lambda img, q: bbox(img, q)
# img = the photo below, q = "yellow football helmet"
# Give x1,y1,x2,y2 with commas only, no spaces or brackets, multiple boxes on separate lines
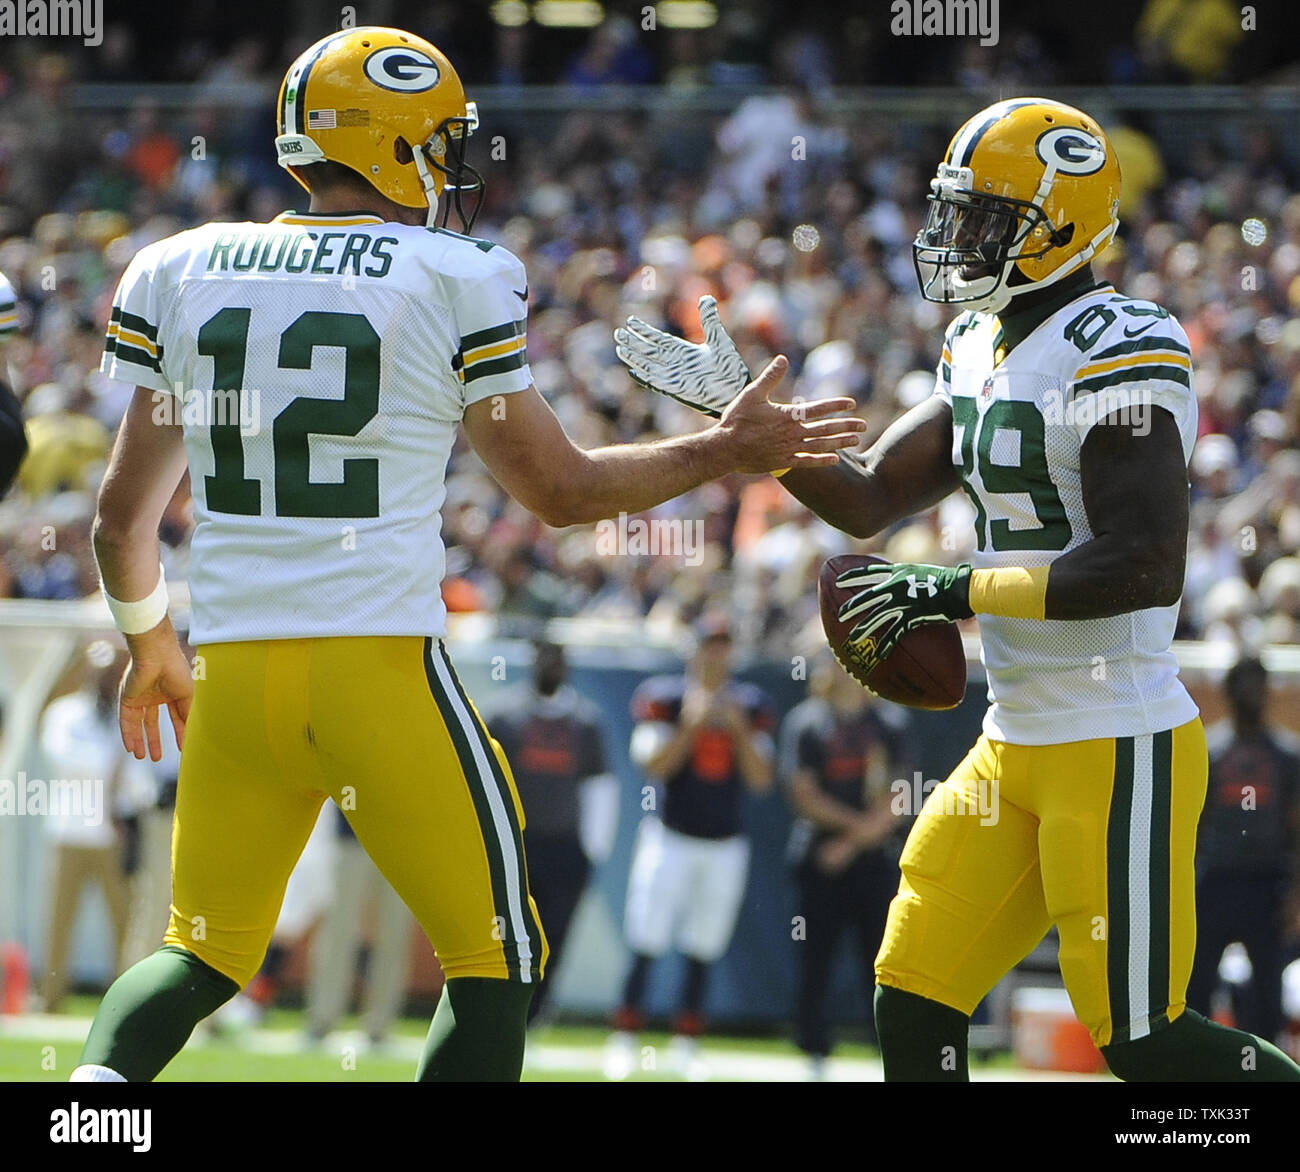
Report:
914,98,1121,314
275,26,482,229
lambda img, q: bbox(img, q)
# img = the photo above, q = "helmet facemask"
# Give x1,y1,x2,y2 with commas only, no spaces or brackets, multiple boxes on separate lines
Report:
913,164,1068,314
410,102,484,232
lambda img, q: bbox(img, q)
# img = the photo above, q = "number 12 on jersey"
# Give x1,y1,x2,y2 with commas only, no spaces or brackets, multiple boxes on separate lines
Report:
197,307,381,519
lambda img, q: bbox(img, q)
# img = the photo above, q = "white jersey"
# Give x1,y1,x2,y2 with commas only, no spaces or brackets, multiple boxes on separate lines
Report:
0,270,17,337
101,211,533,644
933,283,1200,745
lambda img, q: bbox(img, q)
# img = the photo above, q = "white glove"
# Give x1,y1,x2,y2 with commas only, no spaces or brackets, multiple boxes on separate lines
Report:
613,295,751,418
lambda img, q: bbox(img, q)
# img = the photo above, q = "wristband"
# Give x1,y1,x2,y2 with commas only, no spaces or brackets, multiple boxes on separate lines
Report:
967,565,1050,621
103,563,169,634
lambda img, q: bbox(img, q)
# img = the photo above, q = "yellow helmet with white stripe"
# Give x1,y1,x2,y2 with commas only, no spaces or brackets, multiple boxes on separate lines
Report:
275,27,482,229
914,98,1121,314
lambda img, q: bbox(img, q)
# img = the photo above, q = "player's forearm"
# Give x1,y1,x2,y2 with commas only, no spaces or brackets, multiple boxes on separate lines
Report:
780,454,959,540
93,524,181,659
776,399,959,539
93,386,188,625
472,366,861,526
775,454,881,537
92,519,164,616
550,427,736,525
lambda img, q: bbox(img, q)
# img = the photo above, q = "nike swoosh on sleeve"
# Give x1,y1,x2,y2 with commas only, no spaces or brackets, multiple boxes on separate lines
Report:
1123,322,1157,337
513,286,528,301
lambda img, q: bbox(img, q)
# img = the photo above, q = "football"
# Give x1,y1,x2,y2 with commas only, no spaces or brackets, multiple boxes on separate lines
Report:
818,554,968,710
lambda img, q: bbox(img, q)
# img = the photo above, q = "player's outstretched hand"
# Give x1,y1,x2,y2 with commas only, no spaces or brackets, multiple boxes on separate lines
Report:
614,295,751,417
118,635,193,762
714,355,866,474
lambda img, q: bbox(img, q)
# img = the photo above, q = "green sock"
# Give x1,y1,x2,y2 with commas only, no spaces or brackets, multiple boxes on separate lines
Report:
77,945,239,1081
416,977,534,1082
1102,1008,1300,1082
874,984,970,1081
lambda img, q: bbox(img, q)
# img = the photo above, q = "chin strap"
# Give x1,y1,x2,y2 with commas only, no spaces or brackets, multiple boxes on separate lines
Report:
411,145,442,228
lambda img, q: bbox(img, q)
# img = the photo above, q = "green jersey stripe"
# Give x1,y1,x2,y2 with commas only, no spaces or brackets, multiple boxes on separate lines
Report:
429,225,497,253
1107,736,1135,1043
1089,335,1190,363
421,638,521,977
110,306,161,341
430,640,543,977
462,351,527,385
461,318,524,353
110,341,163,372
1147,728,1173,1031
951,313,979,340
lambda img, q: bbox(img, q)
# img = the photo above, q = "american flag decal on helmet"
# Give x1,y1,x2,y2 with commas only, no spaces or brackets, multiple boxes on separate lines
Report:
307,108,337,129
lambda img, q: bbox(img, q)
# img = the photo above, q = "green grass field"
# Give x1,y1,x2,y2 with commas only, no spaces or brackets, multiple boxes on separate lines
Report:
0,996,1103,1082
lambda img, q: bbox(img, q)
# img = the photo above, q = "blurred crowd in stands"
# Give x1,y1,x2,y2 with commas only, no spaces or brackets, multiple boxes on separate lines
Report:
1,4,1299,657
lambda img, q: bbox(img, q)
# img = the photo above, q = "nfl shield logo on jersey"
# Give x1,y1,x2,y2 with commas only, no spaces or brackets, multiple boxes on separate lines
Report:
981,376,994,400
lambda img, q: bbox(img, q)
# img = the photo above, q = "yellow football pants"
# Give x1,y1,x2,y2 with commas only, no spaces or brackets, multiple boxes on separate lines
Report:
163,636,547,989
876,719,1207,1047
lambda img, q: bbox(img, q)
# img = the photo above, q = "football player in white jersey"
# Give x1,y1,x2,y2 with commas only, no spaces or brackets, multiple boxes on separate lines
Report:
70,27,864,1084
617,98,1300,1082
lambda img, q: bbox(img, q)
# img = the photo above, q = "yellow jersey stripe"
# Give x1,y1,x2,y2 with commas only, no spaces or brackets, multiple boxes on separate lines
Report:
463,335,527,366
1077,350,1191,380
107,322,159,355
